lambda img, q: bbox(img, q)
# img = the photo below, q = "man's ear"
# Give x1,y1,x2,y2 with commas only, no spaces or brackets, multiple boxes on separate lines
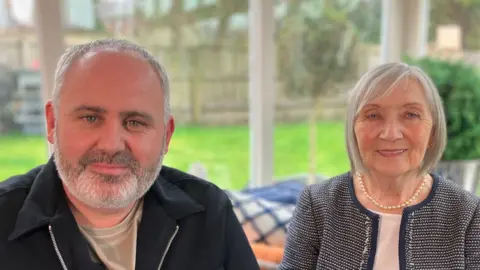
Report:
162,115,175,155
45,101,56,144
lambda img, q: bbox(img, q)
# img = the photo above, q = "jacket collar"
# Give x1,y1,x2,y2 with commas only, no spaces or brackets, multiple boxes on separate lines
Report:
9,156,205,241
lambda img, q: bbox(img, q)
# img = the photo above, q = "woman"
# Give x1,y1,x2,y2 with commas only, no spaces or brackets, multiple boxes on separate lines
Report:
279,63,480,270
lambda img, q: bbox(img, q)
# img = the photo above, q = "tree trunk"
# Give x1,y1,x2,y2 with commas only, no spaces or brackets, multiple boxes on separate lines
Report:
308,97,322,185
213,0,232,46
170,0,184,48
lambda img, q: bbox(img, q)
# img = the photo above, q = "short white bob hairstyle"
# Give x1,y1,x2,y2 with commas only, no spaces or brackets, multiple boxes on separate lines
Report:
345,62,447,176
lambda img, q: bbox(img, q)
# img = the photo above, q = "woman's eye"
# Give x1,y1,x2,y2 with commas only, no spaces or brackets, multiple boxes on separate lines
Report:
406,112,420,118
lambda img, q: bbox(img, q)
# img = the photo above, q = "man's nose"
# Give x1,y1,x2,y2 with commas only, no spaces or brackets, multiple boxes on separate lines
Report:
379,119,403,141
96,121,127,154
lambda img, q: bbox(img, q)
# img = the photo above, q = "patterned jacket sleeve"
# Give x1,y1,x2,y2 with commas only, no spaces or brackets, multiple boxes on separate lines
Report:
465,201,480,268
278,185,321,269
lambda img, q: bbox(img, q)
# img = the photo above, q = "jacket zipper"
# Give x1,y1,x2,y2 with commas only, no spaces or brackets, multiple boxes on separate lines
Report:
49,223,179,270
48,224,69,270
157,225,179,270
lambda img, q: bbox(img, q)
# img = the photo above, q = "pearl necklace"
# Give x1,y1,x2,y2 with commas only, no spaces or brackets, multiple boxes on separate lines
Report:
355,172,428,210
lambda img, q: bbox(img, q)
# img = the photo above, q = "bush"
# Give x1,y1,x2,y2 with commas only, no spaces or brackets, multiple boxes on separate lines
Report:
405,57,480,161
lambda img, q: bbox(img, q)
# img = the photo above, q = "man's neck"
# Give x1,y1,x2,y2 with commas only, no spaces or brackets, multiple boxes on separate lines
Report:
64,188,136,229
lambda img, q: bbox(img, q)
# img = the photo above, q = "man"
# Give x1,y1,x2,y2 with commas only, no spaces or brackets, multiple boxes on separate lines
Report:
0,39,260,270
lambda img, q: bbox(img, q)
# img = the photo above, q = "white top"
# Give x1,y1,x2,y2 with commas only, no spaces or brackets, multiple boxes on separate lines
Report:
370,210,402,270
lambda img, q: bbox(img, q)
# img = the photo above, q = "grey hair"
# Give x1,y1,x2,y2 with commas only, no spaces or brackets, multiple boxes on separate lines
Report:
345,62,447,176
53,39,171,122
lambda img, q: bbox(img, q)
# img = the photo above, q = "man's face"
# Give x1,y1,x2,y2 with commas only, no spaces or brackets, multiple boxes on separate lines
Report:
45,50,174,209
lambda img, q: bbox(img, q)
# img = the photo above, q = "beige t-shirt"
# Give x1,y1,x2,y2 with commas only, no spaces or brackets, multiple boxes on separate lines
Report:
77,200,144,270
371,210,402,270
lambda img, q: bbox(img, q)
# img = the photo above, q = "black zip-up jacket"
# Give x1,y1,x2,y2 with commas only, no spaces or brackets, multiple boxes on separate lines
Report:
0,157,260,270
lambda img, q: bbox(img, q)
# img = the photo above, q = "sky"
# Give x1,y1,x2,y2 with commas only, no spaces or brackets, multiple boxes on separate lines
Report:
6,0,95,28
10,0,34,25
2,0,287,30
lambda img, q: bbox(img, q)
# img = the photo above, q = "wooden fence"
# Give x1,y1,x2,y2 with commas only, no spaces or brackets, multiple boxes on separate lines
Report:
0,40,352,132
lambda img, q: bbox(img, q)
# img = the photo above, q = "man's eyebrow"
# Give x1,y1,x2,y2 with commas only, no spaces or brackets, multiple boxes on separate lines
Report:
71,106,154,122
120,111,154,123
72,105,107,114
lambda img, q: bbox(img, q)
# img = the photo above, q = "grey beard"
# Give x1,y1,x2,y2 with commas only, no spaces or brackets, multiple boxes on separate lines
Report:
53,132,165,209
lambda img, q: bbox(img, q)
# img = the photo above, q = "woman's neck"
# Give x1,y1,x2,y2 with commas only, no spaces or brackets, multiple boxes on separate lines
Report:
354,171,433,214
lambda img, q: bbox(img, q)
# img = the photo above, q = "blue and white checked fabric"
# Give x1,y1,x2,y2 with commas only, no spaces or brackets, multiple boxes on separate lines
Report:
225,190,296,246
240,180,306,205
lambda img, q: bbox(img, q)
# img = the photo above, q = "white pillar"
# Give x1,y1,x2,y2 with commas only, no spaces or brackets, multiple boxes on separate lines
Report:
418,0,430,57
33,0,65,154
380,0,430,63
248,0,275,188
380,0,394,64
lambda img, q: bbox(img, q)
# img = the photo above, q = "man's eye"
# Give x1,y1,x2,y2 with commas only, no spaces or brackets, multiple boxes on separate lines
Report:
126,120,146,127
82,115,98,123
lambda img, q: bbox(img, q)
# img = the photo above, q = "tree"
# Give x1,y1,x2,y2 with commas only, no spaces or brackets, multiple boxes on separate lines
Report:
92,0,107,33
134,0,247,46
430,0,480,49
332,0,480,50
349,0,381,44
278,0,360,184
303,0,359,184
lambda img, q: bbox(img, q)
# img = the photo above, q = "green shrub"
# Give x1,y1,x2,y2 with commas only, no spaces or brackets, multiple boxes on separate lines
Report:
405,56,480,161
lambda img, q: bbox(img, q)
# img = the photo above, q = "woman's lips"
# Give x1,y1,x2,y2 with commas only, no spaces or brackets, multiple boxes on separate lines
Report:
376,149,407,157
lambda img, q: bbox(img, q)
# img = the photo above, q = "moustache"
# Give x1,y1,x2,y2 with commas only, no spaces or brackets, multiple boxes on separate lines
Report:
78,150,140,171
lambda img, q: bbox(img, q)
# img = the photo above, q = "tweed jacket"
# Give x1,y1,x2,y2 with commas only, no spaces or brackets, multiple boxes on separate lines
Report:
279,172,480,270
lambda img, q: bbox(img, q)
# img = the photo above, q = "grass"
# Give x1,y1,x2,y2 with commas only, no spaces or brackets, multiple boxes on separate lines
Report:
0,134,50,178
0,122,350,190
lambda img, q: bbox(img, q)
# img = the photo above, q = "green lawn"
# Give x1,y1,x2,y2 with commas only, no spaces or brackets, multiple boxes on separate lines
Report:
0,122,350,190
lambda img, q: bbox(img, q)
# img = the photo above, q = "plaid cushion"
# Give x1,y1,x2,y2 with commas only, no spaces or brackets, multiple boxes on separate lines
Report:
241,180,305,205
225,190,295,246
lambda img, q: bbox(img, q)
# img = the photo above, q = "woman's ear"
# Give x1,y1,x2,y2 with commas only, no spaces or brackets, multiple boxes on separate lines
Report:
427,129,435,148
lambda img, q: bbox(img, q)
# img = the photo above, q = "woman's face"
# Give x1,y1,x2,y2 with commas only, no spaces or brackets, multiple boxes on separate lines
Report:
354,79,433,177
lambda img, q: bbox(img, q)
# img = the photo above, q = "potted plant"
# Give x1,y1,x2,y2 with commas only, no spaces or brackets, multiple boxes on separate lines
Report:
405,56,480,193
